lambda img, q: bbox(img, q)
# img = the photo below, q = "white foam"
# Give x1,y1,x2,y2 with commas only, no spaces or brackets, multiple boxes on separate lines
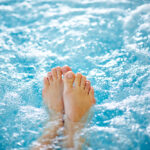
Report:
86,8,124,15
0,5,13,11
124,4,150,29
75,0,129,4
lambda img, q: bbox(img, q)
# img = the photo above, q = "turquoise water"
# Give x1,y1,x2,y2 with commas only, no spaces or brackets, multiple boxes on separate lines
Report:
0,0,150,149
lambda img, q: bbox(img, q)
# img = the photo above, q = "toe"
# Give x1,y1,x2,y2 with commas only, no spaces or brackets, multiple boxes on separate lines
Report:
47,72,53,82
64,71,75,90
62,66,72,75
89,87,96,104
43,77,49,88
52,68,57,80
56,66,62,80
85,80,91,94
75,73,82,87
81,76,86,89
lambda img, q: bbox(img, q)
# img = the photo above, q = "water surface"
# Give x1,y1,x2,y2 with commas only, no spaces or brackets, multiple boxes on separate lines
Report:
0,0,150,149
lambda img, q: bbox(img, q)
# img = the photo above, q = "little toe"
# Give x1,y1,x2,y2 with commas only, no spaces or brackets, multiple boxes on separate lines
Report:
64,71,75,90
52,68,57,80
62,66,72,75
81,76,86,89
89,87,96,104
56,66,62,80
85,80,91,94
43,77,49,88
75,73,82,87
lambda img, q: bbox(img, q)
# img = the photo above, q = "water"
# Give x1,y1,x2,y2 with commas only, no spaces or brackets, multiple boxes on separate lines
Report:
0,0,150,149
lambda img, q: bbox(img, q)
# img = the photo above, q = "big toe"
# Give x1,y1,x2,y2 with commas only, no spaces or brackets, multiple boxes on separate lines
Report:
64,71,75,90
61,66,72,75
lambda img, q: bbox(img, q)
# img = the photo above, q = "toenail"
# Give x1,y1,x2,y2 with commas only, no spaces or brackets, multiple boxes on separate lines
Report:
67,73,73,79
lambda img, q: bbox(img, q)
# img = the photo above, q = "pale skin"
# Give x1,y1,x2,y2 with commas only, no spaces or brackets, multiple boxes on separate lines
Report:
32,66,95,149
63,71,95,148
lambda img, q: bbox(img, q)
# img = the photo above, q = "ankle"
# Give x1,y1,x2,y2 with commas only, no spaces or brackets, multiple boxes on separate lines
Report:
63,116,84,148
49,110,63,125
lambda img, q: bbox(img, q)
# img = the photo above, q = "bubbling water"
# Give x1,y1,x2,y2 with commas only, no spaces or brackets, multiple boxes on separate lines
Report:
0,0,150,149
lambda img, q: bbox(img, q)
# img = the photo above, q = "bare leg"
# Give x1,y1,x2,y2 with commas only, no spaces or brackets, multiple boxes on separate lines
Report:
63,71,96,148
32,66,71,150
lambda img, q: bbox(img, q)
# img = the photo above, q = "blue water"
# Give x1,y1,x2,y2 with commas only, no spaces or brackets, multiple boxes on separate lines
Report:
0,0,150,149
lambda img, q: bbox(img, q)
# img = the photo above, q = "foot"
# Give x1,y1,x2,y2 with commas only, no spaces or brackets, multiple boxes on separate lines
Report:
42,66,71,115
63,71,95,148
33,66,72,150
63,71,96,122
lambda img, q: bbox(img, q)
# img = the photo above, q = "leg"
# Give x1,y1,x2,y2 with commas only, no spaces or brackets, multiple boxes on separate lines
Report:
63,71,96,148
32,66,71,150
